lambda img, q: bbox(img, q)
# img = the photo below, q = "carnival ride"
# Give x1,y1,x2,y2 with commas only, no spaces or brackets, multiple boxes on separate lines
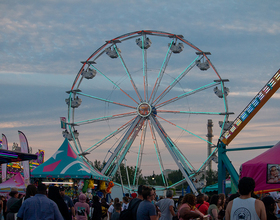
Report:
216,69,280,193
65,30,234,195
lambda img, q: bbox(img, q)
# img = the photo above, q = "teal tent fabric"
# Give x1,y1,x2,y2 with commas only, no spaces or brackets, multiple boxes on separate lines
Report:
201,181,231,193
31,138,110,181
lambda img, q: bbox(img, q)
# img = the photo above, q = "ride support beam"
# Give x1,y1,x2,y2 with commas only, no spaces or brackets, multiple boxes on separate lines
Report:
150,116,199,196
226,145,274,152
218,142,239,194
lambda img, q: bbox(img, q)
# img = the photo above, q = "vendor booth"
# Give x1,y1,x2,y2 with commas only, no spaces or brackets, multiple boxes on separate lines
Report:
0,173,26,195
31,138,111,198
240,141,280,194
31,138,110,181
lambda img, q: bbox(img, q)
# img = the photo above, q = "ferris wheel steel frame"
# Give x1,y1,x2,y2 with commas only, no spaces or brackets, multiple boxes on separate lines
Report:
66,30,232,195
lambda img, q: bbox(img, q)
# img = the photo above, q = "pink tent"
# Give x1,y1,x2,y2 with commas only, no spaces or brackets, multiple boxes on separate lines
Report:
0,173,26,192
240,141,280,194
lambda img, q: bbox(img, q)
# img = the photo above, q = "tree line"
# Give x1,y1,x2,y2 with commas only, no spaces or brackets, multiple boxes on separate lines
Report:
92,160,220,189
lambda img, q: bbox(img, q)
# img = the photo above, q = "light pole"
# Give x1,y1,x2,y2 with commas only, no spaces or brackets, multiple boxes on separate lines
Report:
151,171,155,185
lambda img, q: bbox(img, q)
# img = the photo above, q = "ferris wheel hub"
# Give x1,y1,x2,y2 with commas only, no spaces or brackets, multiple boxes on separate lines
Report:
137,102,152,117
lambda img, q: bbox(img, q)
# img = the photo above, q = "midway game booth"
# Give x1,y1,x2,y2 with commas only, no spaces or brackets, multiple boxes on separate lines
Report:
0,173,26,196
240,141,280,194
31,138,113,200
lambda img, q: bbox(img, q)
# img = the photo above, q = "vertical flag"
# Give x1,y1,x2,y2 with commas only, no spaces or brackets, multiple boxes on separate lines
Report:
1,134,8,182
60,117,67,129
18,131,30,185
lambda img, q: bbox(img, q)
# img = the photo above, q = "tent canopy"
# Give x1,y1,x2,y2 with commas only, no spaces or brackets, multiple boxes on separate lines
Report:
31,138,110,181
240,141,280,193
201,181,231,193
0,173,26,192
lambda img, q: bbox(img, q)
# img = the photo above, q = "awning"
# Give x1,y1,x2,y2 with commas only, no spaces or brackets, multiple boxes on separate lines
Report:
0,149,37,164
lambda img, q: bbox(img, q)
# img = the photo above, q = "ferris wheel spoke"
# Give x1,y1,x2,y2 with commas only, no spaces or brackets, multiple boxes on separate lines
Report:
148,120,168,186
112,45,143,103
140,35,149,102
133,120,148,186
74,111,137,126
157,110,233,115
89,65,139,104
76,91,136,109
106,120,145,178
155,81,220,109
156,115,214,145
101,116,144,176
152,56,202,105
84,116,137,153
149,39,174,103
196,147,218,173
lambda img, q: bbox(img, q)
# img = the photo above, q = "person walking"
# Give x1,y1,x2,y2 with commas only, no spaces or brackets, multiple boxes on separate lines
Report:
137,185,161,220
48,186,71,220
101,198,109,220
128,185,143,220
59,186,75,219
207,194,220,220
6,189,19,220
91,196,102,220
195,194,208,216
225,177,266,220
17,183,63,220
155,190,175,220
74,193,90,220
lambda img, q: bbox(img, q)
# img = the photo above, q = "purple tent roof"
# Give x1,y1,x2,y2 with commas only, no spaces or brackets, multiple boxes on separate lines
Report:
31,138,110,181
240,141,280,193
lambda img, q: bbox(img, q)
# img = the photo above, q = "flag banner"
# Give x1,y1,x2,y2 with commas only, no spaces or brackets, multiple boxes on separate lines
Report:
60,117,67,129
1,134,8,182
18,131,30,185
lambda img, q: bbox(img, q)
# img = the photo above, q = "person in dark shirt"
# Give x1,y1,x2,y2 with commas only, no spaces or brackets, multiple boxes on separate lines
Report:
48,186,71,220
262,196,277,220
92,196,102,220
110,203,121,220
128,185,143,220
100,198,109,220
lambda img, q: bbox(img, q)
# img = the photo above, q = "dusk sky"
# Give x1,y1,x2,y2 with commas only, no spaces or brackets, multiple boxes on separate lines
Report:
1,0,280,177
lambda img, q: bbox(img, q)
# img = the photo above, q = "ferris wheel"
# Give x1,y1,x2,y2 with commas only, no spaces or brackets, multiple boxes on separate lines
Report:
65,30,231,194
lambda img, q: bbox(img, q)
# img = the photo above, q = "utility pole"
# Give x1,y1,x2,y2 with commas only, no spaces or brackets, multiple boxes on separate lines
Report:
206,119,213,171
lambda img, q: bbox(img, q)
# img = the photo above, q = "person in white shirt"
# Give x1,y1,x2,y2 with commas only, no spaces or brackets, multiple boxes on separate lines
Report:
108,197,119,219
122,197,129,210
225,177,266,220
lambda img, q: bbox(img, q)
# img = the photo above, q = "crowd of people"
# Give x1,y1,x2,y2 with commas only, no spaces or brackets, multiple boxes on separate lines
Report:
0,177,279,220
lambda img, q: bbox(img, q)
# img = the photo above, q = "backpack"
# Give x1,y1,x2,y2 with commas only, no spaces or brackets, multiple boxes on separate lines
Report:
119,199,142,220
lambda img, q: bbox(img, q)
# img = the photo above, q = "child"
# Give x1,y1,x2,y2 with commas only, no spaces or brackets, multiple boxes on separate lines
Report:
110,203,121,220
122,197,129,210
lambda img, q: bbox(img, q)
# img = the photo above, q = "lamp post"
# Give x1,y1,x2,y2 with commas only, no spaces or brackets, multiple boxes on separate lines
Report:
151,171,155,185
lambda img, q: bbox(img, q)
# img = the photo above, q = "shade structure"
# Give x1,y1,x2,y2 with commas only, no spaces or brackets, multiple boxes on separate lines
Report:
201,180,231,193
31,138,110,181
0,149,37,164
240,141,280,194
0,173,26,192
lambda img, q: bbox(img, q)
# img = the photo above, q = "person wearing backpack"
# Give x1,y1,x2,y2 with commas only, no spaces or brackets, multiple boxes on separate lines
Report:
119,185,143,220
195,194,208,216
